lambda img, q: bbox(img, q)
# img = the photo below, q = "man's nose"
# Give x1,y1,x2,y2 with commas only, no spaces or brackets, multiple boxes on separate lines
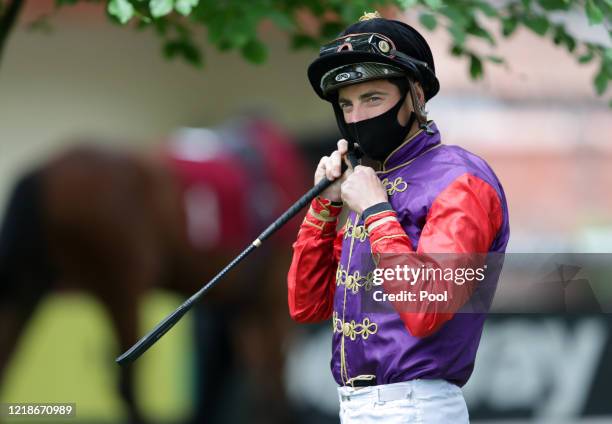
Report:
345,106,367,124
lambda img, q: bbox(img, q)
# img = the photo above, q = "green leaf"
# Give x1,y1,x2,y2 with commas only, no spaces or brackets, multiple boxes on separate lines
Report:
423,0,443,9
228,31,250,49
419,13,437,31
290,34,320,50
163,39,202,66
585,0,604,25
502,17,518,37
522,15,549,36
487,55,505,64
594,67,608,95
217,39,233,52
339,4,358,23
206,19,225,44
467,22,495,45
108,0,134,24
537,0,571,11
152,18,169,35
474,1,498,17
309,2,325,16
175,0,198,16
241,38,267,64
553,25,576,52
450,45,463,56
578,51,595,63
150,0,173,18
562,35,576,52
268,10,295,31
604,51,612,77
439,5,469,27
448,24,466,46
470,54,484,79
321,22,344,38
397,0,418,9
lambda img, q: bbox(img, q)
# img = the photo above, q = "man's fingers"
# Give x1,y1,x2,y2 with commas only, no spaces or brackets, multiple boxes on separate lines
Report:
315,155,329,182
319,140,351,183
330,150,342,178
340,165,353,182
324,156,337,181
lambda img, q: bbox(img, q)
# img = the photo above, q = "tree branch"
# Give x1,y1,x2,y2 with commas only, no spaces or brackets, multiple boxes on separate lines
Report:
0,0,25,68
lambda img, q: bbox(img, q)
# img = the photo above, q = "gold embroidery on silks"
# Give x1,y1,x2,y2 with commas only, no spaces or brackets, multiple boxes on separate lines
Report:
381,176,408,195
343,219,370,242
336,264,348,287
339,213,360,384
336,263,374,294
333,311,378,341
303,218,325,231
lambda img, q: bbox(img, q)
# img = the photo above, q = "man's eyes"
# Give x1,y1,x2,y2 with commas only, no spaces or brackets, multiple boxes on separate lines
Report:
339,97,382,109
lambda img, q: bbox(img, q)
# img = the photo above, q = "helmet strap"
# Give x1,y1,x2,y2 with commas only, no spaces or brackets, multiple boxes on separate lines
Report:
406,79,433,134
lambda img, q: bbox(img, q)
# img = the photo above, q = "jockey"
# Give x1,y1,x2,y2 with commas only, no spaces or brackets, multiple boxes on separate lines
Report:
287,12,510,423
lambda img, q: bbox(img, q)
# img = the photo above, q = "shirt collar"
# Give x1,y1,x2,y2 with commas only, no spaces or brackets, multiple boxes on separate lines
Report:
380,121,441,172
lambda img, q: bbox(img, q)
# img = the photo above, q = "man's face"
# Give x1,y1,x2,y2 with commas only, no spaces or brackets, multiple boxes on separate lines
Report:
337,79,412,125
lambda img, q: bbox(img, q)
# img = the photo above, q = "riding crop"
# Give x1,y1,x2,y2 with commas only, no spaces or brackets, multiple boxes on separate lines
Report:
116,149,360,365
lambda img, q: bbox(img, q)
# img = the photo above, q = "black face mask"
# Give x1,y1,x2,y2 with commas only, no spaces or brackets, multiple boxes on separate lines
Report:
334,92,415,162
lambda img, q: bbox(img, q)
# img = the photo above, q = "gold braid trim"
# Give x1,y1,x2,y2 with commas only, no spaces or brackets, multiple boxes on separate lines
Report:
370,233,409,247
381,176,408,195
366,216,398,233
333,311,378,341
308,206,337,222
303,218,325,231
343,219,370,243
336,263,375,294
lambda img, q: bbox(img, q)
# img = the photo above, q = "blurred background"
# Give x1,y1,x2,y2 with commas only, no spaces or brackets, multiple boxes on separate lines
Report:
0,1,611,423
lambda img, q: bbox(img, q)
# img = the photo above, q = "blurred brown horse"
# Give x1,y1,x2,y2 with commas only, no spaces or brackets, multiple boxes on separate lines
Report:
0,117,309,423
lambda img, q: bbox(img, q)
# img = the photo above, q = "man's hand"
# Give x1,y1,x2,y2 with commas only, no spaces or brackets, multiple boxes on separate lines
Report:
314,139,351,202
341,165,388,215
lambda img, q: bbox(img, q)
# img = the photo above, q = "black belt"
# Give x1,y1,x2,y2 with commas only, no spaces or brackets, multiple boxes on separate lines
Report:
350,378,377,387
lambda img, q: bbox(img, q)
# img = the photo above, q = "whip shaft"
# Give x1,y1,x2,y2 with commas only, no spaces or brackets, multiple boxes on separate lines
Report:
116,150,360,365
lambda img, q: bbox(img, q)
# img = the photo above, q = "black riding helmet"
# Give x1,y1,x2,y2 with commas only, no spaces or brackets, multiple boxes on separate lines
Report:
307,16,440,102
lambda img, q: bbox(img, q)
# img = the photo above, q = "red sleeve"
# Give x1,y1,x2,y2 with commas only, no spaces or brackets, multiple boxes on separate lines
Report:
287,197,343,323
366,173,503,337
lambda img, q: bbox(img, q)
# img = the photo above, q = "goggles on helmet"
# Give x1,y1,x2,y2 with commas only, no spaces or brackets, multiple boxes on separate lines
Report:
320,32,431,69
318,32,433,96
